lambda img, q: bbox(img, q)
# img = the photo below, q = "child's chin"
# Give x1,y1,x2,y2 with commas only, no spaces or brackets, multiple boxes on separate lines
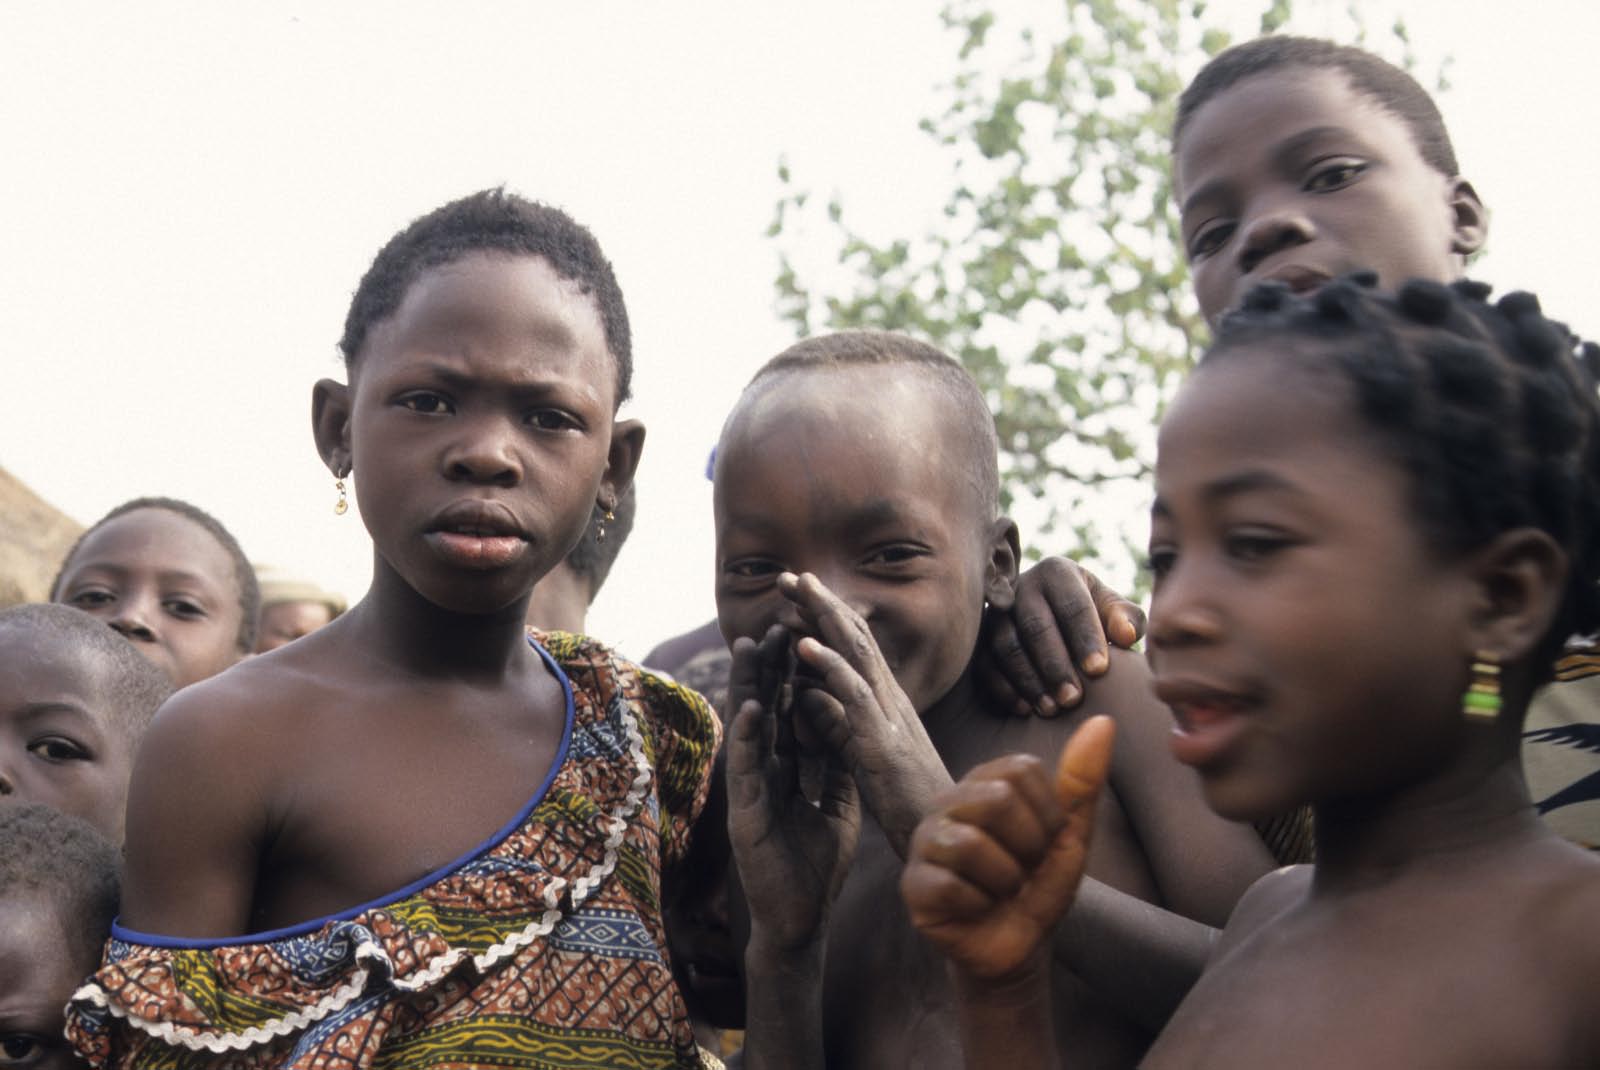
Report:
1200,777,1301,826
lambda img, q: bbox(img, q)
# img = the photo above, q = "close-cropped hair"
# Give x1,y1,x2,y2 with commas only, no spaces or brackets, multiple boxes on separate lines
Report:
563,483,637,604
1175,35,1460,178
339,187,633,405
0,802,120,967
0,604,174,738
743,330,1002,517
1211,274,1600,675
50,497,261,653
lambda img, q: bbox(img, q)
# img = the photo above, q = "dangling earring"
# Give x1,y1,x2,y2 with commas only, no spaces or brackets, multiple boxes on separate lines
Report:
334,472,349,516
596,508,616,544
1463,650,1501,722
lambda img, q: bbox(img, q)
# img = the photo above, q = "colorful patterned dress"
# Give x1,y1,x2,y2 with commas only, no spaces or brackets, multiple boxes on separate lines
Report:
66,632,722,1070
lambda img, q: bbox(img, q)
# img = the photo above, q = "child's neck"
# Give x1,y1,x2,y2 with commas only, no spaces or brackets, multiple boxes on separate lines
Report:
352,557,539,680
1310,743,1544,896
918,665,1001,752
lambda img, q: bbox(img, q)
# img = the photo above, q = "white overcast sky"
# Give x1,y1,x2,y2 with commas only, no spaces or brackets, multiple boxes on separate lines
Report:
3,1,1596,656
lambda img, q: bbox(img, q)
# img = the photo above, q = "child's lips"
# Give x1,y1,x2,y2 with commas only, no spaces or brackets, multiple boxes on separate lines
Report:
427,501,530,568
1156,680,1255,768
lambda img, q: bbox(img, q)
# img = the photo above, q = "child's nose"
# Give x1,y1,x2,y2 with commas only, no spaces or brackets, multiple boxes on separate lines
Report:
1237,204,1316,276
446,417,523,486
108,599,158,643
1146,568,1223,651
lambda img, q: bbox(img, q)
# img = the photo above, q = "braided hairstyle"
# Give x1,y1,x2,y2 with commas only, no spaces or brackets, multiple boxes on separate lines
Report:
1210,274,1600,680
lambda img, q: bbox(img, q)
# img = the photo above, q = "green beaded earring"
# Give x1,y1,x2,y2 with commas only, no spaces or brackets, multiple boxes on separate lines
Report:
1463,651,1501,722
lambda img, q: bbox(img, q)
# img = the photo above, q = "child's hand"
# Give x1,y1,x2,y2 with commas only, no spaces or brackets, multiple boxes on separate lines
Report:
726,624,861,953
979,557,1146,717
901,715,1115,984
776,571,953,857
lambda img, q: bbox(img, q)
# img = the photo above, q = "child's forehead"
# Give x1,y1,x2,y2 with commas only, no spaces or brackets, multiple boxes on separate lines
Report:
1176,65,1417,190
68,508,235,583
0,628,116,707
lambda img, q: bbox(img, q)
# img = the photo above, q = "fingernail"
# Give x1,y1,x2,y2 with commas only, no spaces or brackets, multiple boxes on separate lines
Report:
1037,696,1057,716
1014,699,1032,717
1084,651,1108,675
1055,683,1080,706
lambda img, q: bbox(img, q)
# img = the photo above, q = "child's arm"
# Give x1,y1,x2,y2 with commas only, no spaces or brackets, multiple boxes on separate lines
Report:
979,557,1146,715
901,716,1116,1070
1096,652,1274,926
119,682,267,936
727,625,860,1070
774,572,954,855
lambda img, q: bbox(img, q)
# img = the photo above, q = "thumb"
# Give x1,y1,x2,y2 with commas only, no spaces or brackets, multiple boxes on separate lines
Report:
1055,714,1115,808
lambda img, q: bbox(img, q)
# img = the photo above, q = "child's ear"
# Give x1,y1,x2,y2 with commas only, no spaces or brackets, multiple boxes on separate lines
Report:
1448,177,1488,258
983,518,1022,611
1465,527,1567,662
312,378,353,477
599,418,646,513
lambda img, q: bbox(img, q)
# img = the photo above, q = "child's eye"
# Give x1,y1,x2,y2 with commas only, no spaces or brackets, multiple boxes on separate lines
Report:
723,559,782,582
399,392,453,415
527,409,579,432
863,544,927,569
67,588,114,609
1143,545,1177,581
1223,530,1295,563
28,736,90,762
0,1033,45,1064
1188,222,1234,260
1305,160,1367,192
162,598,206,620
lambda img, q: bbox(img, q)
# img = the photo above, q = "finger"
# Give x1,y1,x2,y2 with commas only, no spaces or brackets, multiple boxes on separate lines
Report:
754,622,795,706
1084,568,1146,652
1033,559,1112,694
794,686,853,763
793,635,883,728
724,698,773,810
938,758,1062,864
725,635,763,719
1056,715,1116,810
901,856,1000,926
981,608,1055,715
974,645,1031,718
909,813,1030,899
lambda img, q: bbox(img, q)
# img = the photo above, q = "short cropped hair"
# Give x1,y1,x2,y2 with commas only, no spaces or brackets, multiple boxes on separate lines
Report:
564,484,637,605
1212,274,1600,676
50,497,260,653
742,330,1001,517
1176,36,1460,178
0,803,120,968
0,604,173,739
339,188,633,405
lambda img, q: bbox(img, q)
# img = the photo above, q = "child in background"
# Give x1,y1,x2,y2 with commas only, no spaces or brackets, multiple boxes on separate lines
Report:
252,567,346,653
0,603,172,843
718,332,1272,1069
525,483,637,634
0,803,120,1070
66,190,720,1069
905,278,1600,1068
52,497,260,688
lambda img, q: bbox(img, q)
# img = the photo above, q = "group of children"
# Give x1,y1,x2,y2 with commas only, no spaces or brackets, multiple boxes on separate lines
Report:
1,31,1596,1070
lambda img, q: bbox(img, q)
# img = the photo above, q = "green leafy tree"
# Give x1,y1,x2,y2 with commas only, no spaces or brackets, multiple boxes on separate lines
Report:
770,0,1424,588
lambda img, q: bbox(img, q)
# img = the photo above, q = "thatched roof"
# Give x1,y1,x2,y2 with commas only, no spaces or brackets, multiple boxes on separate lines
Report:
0,466,82,608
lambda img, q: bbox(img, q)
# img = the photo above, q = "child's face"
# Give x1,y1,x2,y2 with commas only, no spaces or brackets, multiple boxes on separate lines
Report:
1175,66,1481,327
327,253,628,615
1145,346,1473,820
55,508,244,688
0,892,93,1069
0,631,133,844
254,600,335,653
714,366,1008,715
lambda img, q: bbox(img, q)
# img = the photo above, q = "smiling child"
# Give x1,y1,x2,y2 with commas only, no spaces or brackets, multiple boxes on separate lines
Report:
905,277,1600,1069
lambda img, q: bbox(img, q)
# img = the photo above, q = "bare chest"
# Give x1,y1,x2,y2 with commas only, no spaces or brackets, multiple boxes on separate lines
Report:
1149,904,1577,1069
250,676,568,930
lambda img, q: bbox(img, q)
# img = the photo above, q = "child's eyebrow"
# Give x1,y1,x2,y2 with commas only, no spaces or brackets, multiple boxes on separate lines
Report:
1202,468,1303,504
12,699,97,726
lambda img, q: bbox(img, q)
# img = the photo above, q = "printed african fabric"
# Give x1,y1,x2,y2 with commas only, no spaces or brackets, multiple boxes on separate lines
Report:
65,631,722,1069
1525,641,1600,850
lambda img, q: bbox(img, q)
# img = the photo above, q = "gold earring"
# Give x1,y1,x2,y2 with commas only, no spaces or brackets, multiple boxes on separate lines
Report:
596,507,616,543
334,476,349,516
1463,650,1501,722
